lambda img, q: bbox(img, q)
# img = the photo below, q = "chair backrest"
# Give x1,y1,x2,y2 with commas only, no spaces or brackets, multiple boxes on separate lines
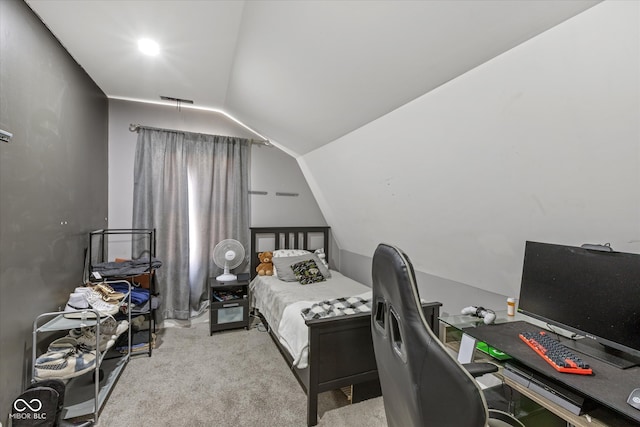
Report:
371,243,489,427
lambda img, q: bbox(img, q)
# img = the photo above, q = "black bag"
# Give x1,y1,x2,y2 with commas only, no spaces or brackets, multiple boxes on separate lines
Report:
9,385,60,426
28,380,66,419
11,379,94,427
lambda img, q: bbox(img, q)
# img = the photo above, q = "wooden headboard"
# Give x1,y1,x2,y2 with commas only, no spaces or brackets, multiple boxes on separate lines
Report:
250,226,330,279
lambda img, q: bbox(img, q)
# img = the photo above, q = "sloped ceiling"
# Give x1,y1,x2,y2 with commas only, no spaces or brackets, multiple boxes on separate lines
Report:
26,0,600,156
299,1,640,297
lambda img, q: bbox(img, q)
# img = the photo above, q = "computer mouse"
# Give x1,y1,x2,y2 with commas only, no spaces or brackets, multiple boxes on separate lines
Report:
627,388,640,410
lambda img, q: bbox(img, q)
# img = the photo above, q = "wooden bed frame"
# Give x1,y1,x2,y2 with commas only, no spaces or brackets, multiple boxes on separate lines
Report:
250,226,442,426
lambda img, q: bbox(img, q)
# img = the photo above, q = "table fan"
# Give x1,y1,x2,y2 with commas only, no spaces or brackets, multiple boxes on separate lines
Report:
213,239,245,281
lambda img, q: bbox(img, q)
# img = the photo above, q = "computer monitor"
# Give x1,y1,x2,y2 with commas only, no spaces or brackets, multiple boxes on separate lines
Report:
517,241,640,369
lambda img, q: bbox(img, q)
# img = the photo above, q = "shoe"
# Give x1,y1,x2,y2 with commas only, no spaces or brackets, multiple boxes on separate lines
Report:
63,293,97,319
34,348,96,380
84,291,119,316
91,283,125,302
101,316,129,338
35,348,73,365
50,329,114,352
75,327,115,352
74,286,95,296
75,287,104,302
131,315,145,331
65,290,119,317
68,328,83,339
48,336,79,353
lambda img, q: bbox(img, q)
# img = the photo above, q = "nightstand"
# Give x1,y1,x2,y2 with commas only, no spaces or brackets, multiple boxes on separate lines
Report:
209,278,250,335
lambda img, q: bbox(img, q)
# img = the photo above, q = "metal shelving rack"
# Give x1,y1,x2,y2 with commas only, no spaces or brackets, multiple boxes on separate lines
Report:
88,228,157,356
31,281,131,422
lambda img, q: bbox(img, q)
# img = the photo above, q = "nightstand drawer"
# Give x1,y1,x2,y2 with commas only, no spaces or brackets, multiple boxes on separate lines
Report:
213,301,245,322
210,295,249,333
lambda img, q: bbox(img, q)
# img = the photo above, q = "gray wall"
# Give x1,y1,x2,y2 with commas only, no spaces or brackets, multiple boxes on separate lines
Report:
338,249,507,316
0,0,109,419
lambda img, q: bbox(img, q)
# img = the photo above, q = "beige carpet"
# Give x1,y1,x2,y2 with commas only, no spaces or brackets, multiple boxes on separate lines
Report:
96,317,387,426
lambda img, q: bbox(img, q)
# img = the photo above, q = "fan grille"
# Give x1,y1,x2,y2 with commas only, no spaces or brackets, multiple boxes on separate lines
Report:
213,239,245,270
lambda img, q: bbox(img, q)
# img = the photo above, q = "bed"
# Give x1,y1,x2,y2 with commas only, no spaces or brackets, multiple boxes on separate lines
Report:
249,226,442,426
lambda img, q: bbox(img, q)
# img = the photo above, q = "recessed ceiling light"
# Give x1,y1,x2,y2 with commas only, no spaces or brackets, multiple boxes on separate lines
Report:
138,38,159,56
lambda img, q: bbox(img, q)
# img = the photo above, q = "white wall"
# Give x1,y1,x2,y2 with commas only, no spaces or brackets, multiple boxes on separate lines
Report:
300,1,639,311
108,99,325,258
249,139,326,228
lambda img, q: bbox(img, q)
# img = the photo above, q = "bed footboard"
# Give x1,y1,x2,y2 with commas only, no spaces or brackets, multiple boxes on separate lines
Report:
259,300,441,426
305,312,377,426
304,301,442,426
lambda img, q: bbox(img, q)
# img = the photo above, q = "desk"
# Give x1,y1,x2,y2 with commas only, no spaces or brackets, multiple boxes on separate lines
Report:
440,313,640,427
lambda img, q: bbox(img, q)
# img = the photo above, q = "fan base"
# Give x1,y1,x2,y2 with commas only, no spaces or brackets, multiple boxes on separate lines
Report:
216,273,238,282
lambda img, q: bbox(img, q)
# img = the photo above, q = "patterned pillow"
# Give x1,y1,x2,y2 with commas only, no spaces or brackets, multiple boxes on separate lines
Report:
272,249,312,277
272,253,331,281
291,259,326,285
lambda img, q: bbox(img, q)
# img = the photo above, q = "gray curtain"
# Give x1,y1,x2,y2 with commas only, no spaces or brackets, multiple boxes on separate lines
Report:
132,128,250,320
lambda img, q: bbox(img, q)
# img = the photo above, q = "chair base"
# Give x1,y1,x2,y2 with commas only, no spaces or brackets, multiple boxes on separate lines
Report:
488,409,525,427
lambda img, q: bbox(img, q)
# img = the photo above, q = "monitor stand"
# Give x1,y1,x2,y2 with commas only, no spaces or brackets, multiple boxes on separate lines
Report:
560,337,640,369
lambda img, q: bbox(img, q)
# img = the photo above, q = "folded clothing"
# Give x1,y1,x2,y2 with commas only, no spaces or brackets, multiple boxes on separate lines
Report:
92,257,162,277
115,330,156,354
130,296,159,314
110,283,150,305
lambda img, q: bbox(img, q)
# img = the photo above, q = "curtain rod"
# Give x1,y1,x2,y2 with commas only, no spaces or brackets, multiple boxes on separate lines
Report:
128,123,271,146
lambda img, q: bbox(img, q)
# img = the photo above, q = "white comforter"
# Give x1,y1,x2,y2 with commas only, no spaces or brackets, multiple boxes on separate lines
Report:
250,270,371,369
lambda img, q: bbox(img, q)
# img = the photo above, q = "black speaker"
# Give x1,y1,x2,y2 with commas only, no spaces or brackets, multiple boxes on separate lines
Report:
237,272,250,281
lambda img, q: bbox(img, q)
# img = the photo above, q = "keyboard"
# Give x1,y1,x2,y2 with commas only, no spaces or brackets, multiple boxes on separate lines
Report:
519,331,593,375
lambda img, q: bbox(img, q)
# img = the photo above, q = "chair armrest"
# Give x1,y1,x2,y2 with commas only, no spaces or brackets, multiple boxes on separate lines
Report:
463,362,498,377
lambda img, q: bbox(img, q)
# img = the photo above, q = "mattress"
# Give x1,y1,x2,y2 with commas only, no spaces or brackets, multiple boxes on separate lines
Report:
250,270,371,368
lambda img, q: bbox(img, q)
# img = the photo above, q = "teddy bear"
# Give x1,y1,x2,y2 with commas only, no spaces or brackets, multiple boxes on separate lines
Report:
256,251,274,276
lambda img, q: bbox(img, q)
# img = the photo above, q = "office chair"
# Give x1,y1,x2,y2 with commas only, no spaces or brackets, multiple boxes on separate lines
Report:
371,243,524,427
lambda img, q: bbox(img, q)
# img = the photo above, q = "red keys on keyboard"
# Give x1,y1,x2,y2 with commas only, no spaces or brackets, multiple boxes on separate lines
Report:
519,331,593,375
